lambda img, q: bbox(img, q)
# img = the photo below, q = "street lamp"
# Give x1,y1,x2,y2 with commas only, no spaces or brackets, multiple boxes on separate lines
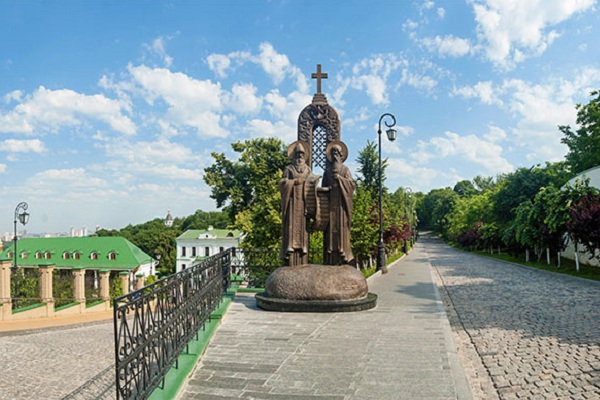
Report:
12,202,30,308
376,113,397,274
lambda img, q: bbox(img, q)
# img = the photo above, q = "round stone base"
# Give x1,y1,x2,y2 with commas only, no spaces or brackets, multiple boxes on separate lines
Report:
255,292,377,313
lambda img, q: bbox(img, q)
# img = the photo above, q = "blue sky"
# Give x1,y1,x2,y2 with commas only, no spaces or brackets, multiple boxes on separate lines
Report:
1,0,599,234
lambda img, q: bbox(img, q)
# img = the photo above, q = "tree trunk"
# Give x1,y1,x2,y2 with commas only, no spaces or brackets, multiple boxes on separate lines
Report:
575,243,580,272
525,248,530,262
546,248,550,265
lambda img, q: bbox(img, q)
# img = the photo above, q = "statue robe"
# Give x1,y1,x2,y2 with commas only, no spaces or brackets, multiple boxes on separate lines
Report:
280,164,312,266
322,163,355,265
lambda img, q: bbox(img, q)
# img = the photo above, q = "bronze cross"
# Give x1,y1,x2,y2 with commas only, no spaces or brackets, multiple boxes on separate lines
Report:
311,64,328,94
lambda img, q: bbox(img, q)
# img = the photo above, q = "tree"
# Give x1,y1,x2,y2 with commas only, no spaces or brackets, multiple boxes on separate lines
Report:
566,185,600,262
96,217,182,275
203,138,289,249
473,175,497,192
418,188,459,235
560,90,600,174
453,180,477,197
350,184,379,267
181,210,230,231
492,162,570,227
356,140,388,201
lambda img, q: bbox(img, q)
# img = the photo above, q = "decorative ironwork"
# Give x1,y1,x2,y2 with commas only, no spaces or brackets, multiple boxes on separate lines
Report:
312,125,328,171
231,248,282,288
113,249,231,400
297,102,341,169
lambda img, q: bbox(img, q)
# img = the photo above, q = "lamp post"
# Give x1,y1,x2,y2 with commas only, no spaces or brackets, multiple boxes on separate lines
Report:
12,202,30,309
376,113,397,274
404,187,412,254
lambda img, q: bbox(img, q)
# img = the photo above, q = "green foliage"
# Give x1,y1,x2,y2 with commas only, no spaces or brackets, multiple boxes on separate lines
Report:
356,140,387,200
453,180,477,197
351,184,379,265
97,217,182,276
181,210,230,231
204,138,288,249
446,191,495,241
110,277,123,301
418,187,459,235
53,270,74,308
492,162,571,227
560,90,600,174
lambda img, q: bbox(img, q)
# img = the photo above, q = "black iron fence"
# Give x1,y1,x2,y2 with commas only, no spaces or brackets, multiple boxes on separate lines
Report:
113,249,231,400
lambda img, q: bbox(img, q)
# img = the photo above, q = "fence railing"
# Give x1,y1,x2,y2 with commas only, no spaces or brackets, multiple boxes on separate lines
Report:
113,248,231,400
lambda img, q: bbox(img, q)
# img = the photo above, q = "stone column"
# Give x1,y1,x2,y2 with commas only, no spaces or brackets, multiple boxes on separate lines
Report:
99,270,110,301
136,273,145,291
0,259,11,306
72,267,86,303
119,271,130,296
0,259,12,320
38,264,55,304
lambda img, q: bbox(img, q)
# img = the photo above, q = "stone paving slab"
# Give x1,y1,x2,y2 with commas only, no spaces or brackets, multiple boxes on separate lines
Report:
178,241,471,400
0,320,114,400
425,234,600,400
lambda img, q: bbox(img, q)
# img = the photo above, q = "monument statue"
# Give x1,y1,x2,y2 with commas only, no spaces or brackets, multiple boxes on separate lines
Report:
322,141,355,265
280,141,319,266
256,64,376,312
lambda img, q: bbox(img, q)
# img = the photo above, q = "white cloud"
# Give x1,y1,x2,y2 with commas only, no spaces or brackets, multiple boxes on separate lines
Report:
452,81,503,106
256,43,308,92
3,90,23,103
0,164,6,174
402,19,419,31
145,36,174,68
0,86,136,135
437,7,446,19
226,83,263,115
0,139,46,153
411,130,513,173
422,35,472,58
350,54,403,104
471,0,596,69
206,50,252,78
28,168,108,190
386,157,462,193
128,65,228,138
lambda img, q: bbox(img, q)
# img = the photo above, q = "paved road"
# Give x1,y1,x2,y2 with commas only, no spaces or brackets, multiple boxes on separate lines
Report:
0,320,114,400
179,238,471,400
425,235,600,400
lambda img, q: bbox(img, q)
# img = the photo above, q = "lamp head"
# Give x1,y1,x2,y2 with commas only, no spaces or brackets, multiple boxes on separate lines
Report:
19,211,29,226
386,128,397,142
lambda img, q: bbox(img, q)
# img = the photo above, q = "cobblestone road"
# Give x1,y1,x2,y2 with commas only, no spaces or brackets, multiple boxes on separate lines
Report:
426,235,600,400
0,320,114,400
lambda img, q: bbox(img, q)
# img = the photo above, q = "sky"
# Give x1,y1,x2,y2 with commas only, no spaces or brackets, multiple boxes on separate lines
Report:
1,0,600,235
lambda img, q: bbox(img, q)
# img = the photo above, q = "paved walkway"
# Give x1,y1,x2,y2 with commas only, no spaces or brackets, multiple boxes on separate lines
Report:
425,235,600,400
178,236,472,400
0,319,114,399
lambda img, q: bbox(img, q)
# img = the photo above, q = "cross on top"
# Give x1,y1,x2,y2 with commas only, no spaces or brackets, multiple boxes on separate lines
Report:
311,64,328,94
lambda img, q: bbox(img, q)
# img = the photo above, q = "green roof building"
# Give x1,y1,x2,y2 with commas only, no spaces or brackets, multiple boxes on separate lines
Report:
1,236,156,276
176,227,244,273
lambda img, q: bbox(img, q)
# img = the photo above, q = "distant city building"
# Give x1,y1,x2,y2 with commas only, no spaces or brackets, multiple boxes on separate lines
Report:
164,209,174,227
176,226,244,273
1,236,157,277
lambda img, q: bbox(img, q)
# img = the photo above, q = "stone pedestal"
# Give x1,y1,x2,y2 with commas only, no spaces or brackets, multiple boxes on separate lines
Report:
255,264,377,312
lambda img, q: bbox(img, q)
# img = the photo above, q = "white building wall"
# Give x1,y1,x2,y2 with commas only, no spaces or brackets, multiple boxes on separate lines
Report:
561,166,600,267
176,235,242,273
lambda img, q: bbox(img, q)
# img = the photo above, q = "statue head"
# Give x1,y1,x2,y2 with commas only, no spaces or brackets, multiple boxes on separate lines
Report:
287,141,307,167
326,140,348,164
